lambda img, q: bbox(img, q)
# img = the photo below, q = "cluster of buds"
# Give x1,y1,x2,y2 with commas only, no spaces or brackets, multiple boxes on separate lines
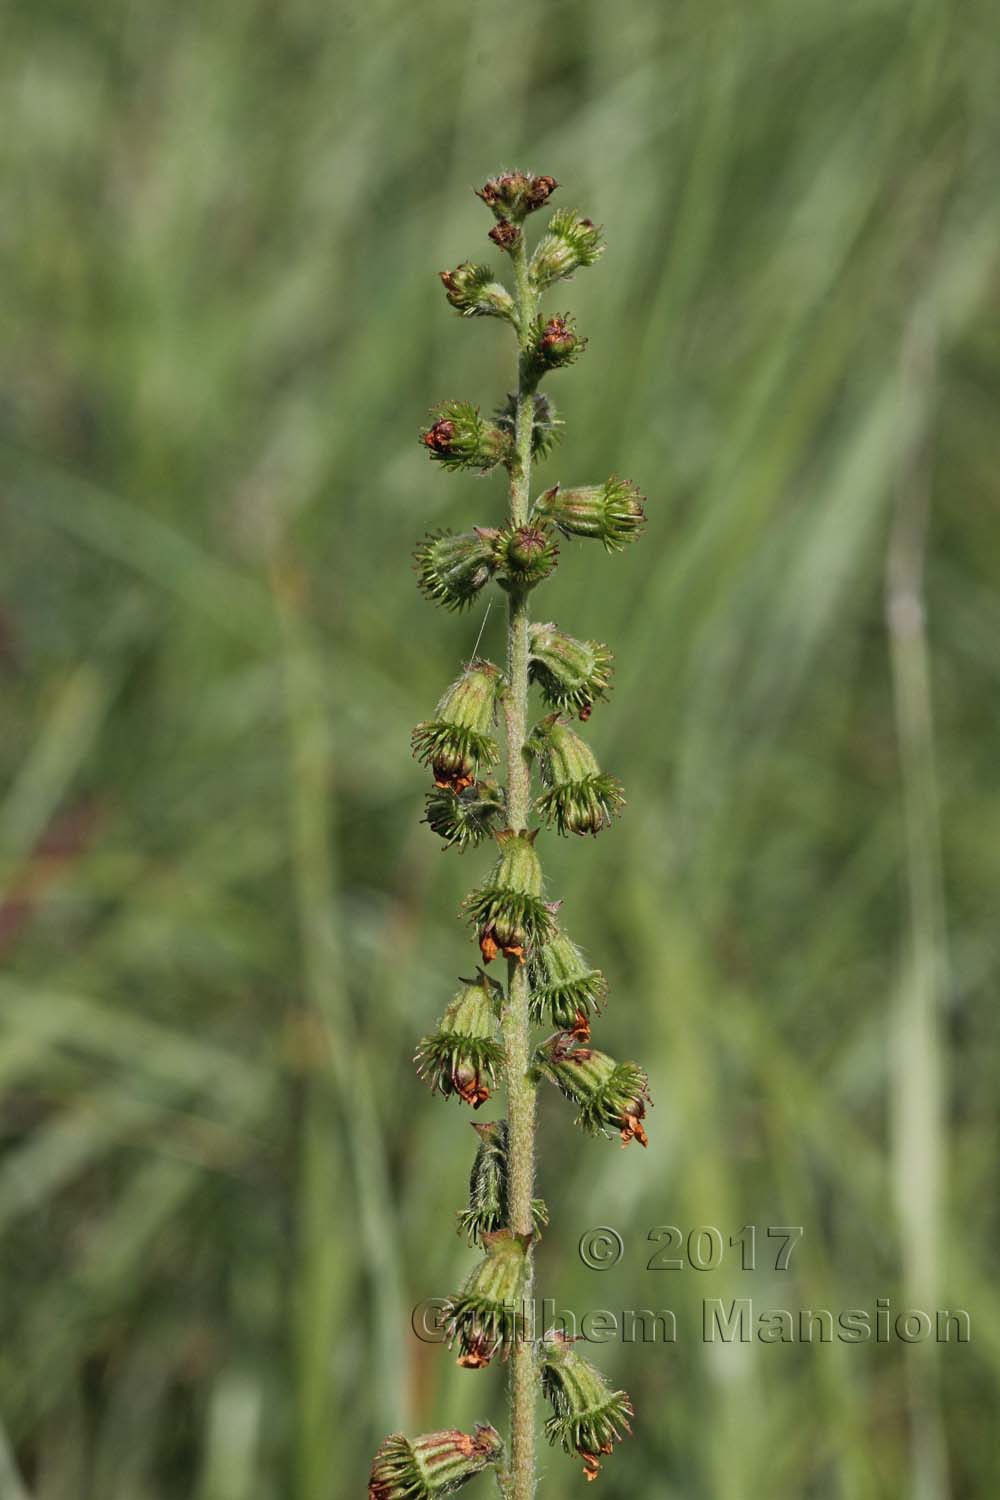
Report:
444,1229,528,1368
375,169,651,1496
414,971,505,1109
368,1425,504,1500
534,1030,650,1147
457,1120,549,1245
541,1333,634,1482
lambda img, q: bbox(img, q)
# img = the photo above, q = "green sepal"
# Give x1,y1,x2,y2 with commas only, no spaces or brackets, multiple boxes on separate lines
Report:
444,1230,529,1367
528,623,613,718
423,781,505,852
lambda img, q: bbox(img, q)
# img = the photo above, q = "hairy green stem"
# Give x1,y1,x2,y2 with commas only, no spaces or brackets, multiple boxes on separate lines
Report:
503,234,539,1500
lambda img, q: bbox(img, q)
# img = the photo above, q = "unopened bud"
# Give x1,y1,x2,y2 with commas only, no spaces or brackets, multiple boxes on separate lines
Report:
535,1037,650,1147
529,623,613,719
526,313,587,377
445,1230,529,1367
414,529,500,613
496,524,559,589
528,928,608,1027
368,1424,504,1500
529,209,604,290
533,478,646,552
414,971,504,1109
440,263,516,322
540,1332,634,1482
423,780,505,852
457,1120,549,1245
527,715,624,836
421,401,512,473
462,828,556,964
412,660,502,792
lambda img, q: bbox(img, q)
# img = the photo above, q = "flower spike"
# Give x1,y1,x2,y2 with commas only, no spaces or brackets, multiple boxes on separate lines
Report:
412,660,502,792
414,971,505,1109
540,1332,634,1482
368,1425,504,1500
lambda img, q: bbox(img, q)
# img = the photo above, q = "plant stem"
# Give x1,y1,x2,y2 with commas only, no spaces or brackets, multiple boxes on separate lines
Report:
503,233,539,1500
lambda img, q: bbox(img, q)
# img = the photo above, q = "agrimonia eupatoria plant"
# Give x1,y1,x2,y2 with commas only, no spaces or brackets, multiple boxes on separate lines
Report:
368,170,649,1500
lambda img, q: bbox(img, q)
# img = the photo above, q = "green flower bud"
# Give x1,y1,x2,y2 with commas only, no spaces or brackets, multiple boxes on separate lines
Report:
414,971,505,1109
457,1121,549,1245
528,928,608,1028
462,828,556,963
525,313,587,377
412,660,502,792
439,263,516,323
528,715,624,836
423,780,505,852
445,1229,529,1367
495,391,562,462
421,401,512,473
533,478,646,552
414,528,500,613
476,170,558,223
528,622,614,720
368,1424,504,1500
540,1332,634,1483
529,209,604,290
535,1036,650,1147
495,523,560,590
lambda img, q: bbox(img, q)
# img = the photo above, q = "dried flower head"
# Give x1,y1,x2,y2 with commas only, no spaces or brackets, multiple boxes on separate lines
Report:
440,263,516,322
476,170,558,223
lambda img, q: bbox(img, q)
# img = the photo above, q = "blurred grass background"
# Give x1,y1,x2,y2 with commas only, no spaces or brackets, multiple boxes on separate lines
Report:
1,0,999,1495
